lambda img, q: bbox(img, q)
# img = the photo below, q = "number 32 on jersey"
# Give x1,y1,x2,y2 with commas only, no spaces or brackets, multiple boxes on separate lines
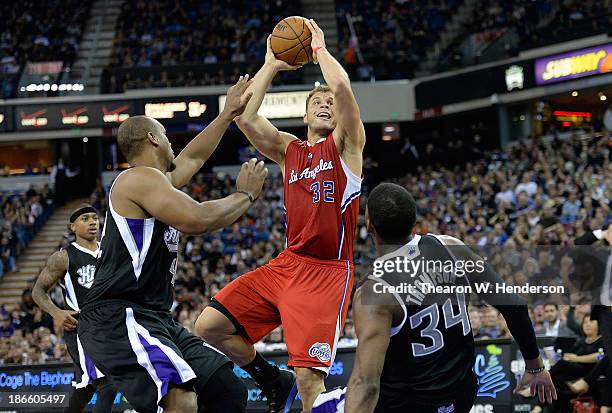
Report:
310,181,335,203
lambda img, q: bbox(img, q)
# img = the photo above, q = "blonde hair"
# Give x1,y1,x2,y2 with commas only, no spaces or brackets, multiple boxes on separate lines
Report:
305,85,332,110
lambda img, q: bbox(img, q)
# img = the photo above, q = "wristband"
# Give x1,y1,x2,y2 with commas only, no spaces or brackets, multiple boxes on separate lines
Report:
525,366,545,374
236,190,254,203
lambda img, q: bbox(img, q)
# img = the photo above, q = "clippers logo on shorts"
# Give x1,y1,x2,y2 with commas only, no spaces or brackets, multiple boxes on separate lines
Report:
308,342,331,362
164,227,179,253
77,264,96,288
437,404,455,413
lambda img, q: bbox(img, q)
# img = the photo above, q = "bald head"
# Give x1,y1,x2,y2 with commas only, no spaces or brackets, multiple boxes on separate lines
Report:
117,116,163,160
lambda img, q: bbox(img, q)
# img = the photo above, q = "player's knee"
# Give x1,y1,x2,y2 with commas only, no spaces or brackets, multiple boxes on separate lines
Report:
175,393,197,413
162,387,197,413
194,314,218,343
195,307,233,343
295,367,326,398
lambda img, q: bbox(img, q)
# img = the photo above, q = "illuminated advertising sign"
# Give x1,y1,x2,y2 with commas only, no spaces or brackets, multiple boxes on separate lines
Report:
101,103,131,123
535,44,612,85
60,105,89,125
15,102,134,130
219,91,309,119
0,342,543,412
143,99,212,121
505,65,524,91
19,106,50,128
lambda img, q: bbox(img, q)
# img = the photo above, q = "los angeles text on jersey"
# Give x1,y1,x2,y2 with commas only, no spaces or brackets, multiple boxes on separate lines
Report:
373,282,565,296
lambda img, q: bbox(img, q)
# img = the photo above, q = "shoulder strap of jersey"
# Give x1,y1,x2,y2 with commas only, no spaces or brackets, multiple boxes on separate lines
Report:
367,235,422,336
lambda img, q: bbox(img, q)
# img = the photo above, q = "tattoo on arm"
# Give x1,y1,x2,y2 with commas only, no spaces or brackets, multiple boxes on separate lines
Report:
32,250,68,316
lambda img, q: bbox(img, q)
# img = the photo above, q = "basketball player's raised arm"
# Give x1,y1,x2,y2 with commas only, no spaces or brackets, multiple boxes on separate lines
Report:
345,283,393,413
124,159,267,235
234,36,299,165
168,75,254,188
306,20,366,160
439,235,557,404
32,250,79,331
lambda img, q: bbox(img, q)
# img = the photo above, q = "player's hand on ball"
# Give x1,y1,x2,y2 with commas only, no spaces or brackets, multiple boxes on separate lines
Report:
266,36,303,71
53,309,79,331
513,370,557,404
236,158,268,201
305,19,326,64
222,74,254,118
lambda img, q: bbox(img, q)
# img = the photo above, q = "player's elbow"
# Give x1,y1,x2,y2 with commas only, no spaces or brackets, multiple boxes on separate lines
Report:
331,77,352,94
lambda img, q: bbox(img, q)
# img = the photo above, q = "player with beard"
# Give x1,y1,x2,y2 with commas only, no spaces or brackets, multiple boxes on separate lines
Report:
77,76,267,413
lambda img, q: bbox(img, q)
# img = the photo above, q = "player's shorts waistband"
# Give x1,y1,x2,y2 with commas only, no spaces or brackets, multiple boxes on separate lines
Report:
281,249,354,269
80,299,171,317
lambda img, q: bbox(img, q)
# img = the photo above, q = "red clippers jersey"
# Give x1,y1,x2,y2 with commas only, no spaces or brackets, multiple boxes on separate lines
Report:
283,134,362,261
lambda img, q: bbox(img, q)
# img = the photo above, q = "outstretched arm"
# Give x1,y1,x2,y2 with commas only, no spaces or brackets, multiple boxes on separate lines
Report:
344,283,393,413
32,250,79,331
168,75,254,188
438,235,557,404
115,159,267,235
235,37,300,166
306,19,365,172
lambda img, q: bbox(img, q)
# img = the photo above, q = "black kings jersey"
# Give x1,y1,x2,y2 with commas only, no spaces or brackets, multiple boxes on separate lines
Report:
83,170,179,311
59,242,99,311
370,234,476,408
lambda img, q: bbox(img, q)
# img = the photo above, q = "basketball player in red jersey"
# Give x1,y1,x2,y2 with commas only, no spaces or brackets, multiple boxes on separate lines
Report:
196,19,365,413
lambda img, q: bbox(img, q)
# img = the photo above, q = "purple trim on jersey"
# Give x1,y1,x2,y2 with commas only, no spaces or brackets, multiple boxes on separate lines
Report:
313,392,345,413
126,218,144,253
84,353,98,382
138,333,183,398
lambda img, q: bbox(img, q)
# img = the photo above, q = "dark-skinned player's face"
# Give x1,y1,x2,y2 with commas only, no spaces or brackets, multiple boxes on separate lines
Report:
305,92,337,132
70,213,99,242
152,120,176,172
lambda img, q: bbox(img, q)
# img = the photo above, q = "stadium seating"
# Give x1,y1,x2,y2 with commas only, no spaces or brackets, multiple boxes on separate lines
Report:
102,0,302,93
335,0,461,80
436,0,608,73
0,0,92,98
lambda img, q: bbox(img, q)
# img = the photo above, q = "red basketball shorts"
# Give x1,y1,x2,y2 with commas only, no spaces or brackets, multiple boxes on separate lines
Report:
213,249,354,374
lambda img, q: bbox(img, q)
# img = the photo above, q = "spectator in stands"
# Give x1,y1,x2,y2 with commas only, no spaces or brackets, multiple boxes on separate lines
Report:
0,236,16,274
542,303,574,337
105,0,301,92
0,313,14,338
469,307,490,339
481,307,502,338
0,0,92,98
536,314,603,412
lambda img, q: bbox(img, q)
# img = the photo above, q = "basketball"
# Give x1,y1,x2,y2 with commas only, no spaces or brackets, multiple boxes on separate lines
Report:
270,16,313,65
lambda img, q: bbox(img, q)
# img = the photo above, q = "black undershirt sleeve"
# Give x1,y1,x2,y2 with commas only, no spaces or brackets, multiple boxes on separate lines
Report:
459,245,541,360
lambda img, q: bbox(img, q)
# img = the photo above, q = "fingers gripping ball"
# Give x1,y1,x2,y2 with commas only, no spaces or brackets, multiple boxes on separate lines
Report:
270,16,313,65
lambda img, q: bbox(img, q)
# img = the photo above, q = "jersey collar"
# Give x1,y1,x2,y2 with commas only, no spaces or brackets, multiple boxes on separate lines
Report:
71,241,100,258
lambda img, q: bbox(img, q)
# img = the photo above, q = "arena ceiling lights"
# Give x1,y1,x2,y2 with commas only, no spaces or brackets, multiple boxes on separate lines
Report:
19,83,85,93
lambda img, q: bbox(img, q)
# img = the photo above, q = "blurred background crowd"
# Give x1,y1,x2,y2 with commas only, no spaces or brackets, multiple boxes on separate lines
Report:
1,129,609,367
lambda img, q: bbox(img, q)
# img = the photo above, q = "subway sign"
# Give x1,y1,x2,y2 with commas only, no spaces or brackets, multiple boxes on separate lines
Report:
535,43,612,85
